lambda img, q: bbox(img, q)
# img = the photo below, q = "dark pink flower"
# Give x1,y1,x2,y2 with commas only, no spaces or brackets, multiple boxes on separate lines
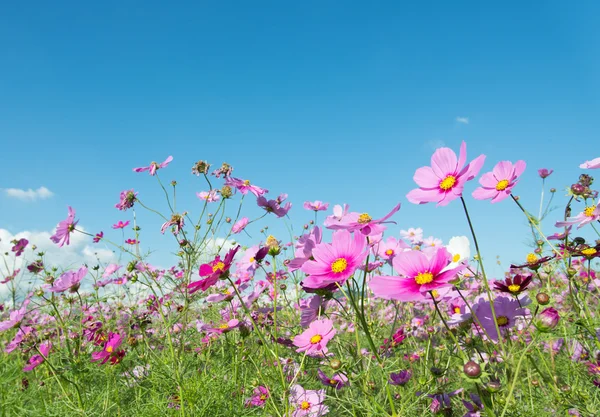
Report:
188,246,240,293
406,141,486,206
317,368,348,389
23,342,51,372
133,156,173,176
245,386,269,407
91,332,125,365
11,238,28,256
538,168,553,179
125,238,139,245
50,206,78,247
115,189,138,210
93,232,104,243
112,220,130,229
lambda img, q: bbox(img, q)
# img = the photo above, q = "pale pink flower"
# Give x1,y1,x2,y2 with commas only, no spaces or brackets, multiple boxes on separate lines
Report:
472,160,526,203
133,156,173,175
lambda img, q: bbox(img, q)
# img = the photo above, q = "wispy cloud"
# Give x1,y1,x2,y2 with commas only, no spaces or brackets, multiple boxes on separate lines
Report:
424,139,446,151
2,186,54,201
456,117,469,124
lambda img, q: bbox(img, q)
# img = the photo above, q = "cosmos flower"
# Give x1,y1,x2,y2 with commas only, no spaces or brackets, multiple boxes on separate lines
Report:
257,193,292,217
289,227,322,272
493,274,532,296
300,230,367,290
93,232,104,243
303,201,329,211
538,168,553,179
11,238,28,256
197,190,220,203
91,332,125,365
133,156,173,176
115,189,138,211
324,203,401,236
375,237,409,264
161,213,185,234
48,266,88,293
188,245,240,293
472,295,528,342
112,220,130,229
472,160,526,203
0,299,30,332
555,204,600,229
224,177,268,197
50,206,78,247
400,227,423,244
299,295,327,328
23,341,51,372
289,384,329,417
317,369,348,389
125,238,139,245
369,247,465,302
389,370,412,386
245,386,269,408
406,141,486,206
580,157,600,169
231,217,249,234
293,318,336,357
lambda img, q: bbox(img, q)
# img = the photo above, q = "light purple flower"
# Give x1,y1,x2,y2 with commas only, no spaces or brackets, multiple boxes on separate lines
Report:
133,156,173,176
303,201,329,211
0,300,30,332
232,217,249,234
48,266,87,293
115,189,138,210
257,193,292,217
538,168,553,179
50,206,78,247
580,157,600,169
197,190,220,203
289,384,329,416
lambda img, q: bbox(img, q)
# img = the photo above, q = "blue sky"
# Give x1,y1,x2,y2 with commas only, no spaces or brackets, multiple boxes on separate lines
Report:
1,1,599,278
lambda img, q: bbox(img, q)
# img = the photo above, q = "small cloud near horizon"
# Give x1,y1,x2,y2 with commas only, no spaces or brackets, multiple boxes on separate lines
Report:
456,116,469,124
2,186,54,201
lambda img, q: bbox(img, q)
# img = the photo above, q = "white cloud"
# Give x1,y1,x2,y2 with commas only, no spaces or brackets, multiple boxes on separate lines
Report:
424,139,446,151
2,186,54,201
456,117,469,124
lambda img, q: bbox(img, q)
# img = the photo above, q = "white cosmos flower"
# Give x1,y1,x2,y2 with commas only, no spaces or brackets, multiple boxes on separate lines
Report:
445,236,471,268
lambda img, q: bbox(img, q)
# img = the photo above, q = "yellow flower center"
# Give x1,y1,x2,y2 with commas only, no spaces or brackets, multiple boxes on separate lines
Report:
496,316,509,326
259,394,267,401
415,272,434,285
439,175,457,191
243,180,251,186
526,253,538,264
212,262,225,273
584,205,597,217
219,324,229,329
496,179,510,191
452,253,461,263
106,346,113,353
358,213,372,224
508,284,521,293
310,334,322,344
582,248,597,256
385,249,394,256
331,258,348,273
454,307,461,314
300,401,311,410
249,257,255,263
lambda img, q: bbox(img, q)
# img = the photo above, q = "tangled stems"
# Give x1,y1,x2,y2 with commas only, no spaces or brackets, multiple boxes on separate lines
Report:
460,197,506,357
500,334,539,417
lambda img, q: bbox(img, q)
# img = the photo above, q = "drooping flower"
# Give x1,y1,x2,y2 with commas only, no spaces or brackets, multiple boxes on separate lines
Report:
50,206,78,247
115,189,138,211
11,238,28,256
160,213,185,234
91,332,125,365
48,266,88,293
555,205,600,229
289,384,329,417
304,201,329,212
299,295,327,328
317,369,348,389
580,157,600,169
369,247,465,302
231,217,249,234
224,177,268,197
472,160,526,203
472,295,528,341
188,246,240,293
462,393,485,417
27,261,44,274
191,160,211,176
197,190,220,203
23,342,51,372
133,156,173,176
538,168,553,179
406,141,486,206
257,193,292,217
300,230,367,290
245,386,269,408
293,318,336,357
324,203,401,236
112,220,130,229
212,162,234,178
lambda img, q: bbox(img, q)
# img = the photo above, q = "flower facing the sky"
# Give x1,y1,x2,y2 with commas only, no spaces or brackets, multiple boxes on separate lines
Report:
493,274,532,296
48,266,88,293
555,204,600,229
188,245,240,293
324,203,401,236
369,247,465,302
538,168,553,179
257,193,292,217
375,237,409,264
580,157,600,169
50,206,78,247
303,201,329,211
0,300,30,332
472,160,526,203
197,190,220,203
400,227,423,244
133,156,173,175
112,220,130,229
289,384,329,417
293,318,336,357
300,230,367,289
406,141,486,206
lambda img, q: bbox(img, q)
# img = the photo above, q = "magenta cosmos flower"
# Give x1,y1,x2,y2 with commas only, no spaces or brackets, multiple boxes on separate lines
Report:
11,238,28,256
369,247,465,301
293,318,336,357
406,141,486,206
91,332,125,365
538,168,553,179
133,156,173,176
324,203,401,236
188,246,240,293
289,384,329,417
112,220,130,229
245,386,269,407
472,160,526,203
115,189,137,211
555,204,600,229
304,201,329,211
580,157,600,169
224,177,268,197
48,266,88,293
50,206,78,247
23,341,52,372
300,230,367,290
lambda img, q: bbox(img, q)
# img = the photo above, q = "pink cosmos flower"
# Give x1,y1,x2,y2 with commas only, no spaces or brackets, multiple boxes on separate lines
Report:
580,157,600,169
323,204,350,227
11,238,28,256
112,220,130,229
0,299,30,332
23,341,51,372
91,332,125,365
317,368,349,389
406,141,486,206
300,230,367,290
555,204,600,229
115,189,138,210
93,232,104,243
472,160,526,203
103,264,121,277
299,295,327,328
304,201,329,211
369,247,465,301
133,156,173,176
293,318,336,357
324,203,401,236
375,236,409,264
197,190,220,202
472,295,528,341
289,227,322,272
289,384,329,416
50,206,78,247
257,193,292,217
245,386,269,408
538,168,553,179
48,266,88,293
125,238,139,245
231,217,249,234
188,246,240,293
160,213,185,234
400,227,423,244
236,246,269,273
224,177,268,197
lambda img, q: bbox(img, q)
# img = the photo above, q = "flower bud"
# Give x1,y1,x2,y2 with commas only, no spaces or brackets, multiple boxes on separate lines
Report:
571,183,585,195
535,307,560,332
330,359,342,370
463,361,481,378
536,292,550,305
